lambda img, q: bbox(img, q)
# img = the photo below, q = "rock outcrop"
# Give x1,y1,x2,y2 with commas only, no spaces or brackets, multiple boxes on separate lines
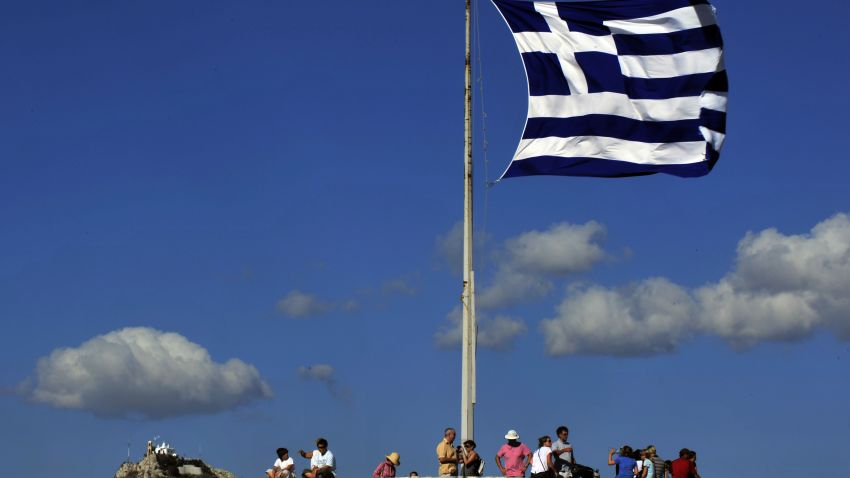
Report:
114,451,235,478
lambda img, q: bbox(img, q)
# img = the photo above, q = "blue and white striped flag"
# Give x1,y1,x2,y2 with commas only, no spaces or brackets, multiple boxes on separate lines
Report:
493,0,727,178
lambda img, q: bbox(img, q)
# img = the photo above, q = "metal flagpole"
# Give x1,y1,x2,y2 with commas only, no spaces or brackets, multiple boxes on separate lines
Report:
461,0,476,444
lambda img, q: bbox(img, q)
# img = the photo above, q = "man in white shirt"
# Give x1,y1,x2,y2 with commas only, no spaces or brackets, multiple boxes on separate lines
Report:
267,448,295,478
551,426,575,477
299,438,336,478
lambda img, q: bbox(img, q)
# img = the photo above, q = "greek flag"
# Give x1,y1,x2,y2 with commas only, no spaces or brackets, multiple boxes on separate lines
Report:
493,0,727,178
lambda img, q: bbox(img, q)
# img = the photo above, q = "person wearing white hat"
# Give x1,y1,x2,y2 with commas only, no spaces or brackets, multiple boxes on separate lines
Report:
495,430,532,478
373,452,400,478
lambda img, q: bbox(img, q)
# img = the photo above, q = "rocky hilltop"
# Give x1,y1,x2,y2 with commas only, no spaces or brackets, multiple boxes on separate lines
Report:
115,444,235,478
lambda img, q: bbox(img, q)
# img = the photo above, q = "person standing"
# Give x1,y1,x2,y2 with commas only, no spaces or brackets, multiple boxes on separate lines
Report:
437,427,459,477
687,450,700,478
551,426,575,476
495,429,532,478
530,436,556,478
645,446,665,478
669,449,695,478
461,440,482,477
373,452,400,478
299,438,335,478
607,446,636,478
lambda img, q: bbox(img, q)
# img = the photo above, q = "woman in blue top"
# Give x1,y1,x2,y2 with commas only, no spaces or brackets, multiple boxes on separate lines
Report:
607,446,637,478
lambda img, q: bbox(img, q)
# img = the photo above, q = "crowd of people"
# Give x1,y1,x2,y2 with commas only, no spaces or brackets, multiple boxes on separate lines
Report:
436,426,582,478
264,429,701,478
607,446,701,478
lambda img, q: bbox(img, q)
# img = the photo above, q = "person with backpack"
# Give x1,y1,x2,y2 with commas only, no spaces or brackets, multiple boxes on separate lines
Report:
644,446,666,478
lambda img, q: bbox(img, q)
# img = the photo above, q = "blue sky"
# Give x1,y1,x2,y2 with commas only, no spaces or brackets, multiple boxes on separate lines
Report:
2,1,849,477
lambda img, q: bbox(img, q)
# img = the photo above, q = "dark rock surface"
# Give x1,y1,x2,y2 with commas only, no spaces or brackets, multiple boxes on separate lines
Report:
114,452,236,478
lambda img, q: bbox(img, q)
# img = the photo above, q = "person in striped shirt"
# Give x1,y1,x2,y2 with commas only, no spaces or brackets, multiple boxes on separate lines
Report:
645,446,666,478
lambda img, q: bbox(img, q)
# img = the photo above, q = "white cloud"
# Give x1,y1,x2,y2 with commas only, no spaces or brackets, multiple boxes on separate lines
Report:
435,222,464,274
434,307,463,349
435,306,527,351
478,221,608,310
541,213,850,356
298,364,351,401
541,278,696,356
434,220,608,350
23,327,272,418
695,212,850,345
480,315,528,350
695,283,819,346
276,290,357,318
298,364,335,381
504,222,607,275
476,270,553,310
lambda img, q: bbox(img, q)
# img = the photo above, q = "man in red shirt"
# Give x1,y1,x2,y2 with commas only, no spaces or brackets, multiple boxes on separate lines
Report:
670,449,695,478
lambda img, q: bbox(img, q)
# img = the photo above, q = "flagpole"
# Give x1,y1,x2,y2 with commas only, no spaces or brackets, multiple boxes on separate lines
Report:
461,0,476,444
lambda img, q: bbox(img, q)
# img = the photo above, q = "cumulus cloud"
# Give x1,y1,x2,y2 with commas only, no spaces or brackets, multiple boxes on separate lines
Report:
695,212,850,345
541,279,697,356
435,306,527,351
433,220,607,350
22,327,272,418
504,222,608,275
298,364,351,401
276,290,357,318
541,213,850,356
478,221,608,310
477,269,554,310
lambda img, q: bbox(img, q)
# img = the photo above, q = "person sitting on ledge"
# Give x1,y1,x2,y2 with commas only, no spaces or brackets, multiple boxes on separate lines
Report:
267,448,295,478
300,438,336,478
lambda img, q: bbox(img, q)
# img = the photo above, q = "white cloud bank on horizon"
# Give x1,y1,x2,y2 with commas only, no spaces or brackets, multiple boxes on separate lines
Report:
276,290,358,318
542,213,850,356
23,327,272,418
